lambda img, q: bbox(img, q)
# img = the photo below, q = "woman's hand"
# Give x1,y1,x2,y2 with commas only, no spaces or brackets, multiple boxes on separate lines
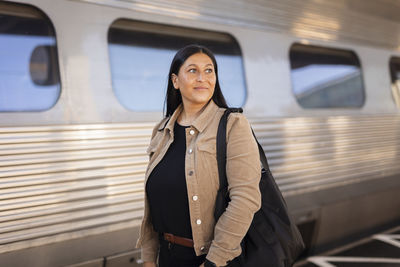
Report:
199,263,205,267
143,262,156,267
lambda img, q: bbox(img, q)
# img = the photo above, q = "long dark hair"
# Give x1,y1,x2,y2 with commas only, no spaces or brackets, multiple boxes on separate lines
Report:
164,44,228,117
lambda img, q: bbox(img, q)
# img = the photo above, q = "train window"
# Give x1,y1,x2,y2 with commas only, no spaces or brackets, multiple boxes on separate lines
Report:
0,2,60,112
108,19,246,111
289,43,365,108
389,57,400,107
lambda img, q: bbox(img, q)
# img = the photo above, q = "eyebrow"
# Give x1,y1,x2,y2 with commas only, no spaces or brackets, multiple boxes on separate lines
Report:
186,63,214,67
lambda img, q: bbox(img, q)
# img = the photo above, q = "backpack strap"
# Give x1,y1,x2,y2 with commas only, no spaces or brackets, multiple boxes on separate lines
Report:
251,129,271,172
216,108,239,191
215,108,272,220
216,108,270,195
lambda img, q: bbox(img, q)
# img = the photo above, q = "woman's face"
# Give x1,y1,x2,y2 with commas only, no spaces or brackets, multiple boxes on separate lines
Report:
172,53,216,109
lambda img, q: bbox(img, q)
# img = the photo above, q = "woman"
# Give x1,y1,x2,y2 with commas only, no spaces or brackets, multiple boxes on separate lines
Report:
136,44,261,267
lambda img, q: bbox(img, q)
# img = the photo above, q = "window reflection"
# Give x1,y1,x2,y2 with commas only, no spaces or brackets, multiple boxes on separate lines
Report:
289,43,365,108
0,3,60,112
108,20,246,111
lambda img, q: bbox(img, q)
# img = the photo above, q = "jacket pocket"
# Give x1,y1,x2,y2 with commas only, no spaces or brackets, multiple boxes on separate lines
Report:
196,141,218,190
197,142,216,154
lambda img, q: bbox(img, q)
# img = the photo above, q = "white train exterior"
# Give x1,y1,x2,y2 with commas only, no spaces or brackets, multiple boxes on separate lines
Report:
1,0,400,266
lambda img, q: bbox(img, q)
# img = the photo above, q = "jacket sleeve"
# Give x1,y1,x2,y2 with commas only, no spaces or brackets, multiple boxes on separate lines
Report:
137,200,159,262
206,113,262,266
136,202,159,262
136,119,167,262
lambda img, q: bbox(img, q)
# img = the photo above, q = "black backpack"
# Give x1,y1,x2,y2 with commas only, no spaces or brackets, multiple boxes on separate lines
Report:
214,108,305,267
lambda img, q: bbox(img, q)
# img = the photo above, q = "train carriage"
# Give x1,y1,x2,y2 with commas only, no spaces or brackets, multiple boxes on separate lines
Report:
1,0,400,266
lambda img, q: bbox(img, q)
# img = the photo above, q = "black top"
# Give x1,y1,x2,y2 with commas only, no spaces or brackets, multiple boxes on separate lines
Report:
146,122,192,239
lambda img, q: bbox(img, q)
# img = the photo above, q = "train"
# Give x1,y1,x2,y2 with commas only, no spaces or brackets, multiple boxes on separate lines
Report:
1,0,400,266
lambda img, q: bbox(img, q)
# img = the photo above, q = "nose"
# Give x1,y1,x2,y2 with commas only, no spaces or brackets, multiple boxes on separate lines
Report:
196,72,204,81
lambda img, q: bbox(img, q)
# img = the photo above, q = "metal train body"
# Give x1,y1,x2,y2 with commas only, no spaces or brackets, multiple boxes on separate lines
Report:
1,0,400,266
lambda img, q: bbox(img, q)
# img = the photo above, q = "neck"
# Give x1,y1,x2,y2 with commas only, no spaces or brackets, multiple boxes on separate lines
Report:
179,102,209,126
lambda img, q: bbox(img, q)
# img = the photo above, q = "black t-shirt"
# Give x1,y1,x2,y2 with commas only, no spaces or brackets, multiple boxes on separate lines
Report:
146,122,192,239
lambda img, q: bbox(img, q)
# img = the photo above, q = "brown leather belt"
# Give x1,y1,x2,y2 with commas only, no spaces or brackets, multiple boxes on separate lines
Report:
163,233,194,248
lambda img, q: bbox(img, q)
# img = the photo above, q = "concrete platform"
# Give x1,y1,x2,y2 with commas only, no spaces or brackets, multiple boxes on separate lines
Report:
296,226,400,267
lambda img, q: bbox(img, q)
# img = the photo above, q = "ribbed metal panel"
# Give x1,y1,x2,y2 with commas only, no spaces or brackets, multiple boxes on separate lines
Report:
77,0,400,49
250,114,400,196
0,123,154,253
1,115,400,252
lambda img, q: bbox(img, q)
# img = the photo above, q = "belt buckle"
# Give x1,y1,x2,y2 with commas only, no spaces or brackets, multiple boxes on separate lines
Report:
164,233,174,249
164,233,173,242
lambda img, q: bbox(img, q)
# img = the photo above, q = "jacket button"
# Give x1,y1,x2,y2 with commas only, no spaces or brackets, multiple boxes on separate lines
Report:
188,171,194,176
196,219,201,225
188,148,193,154
192,195,198,201
189,129,195,135
200,246,205,251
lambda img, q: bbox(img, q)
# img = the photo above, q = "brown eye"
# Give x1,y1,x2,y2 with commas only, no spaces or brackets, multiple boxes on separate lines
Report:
205,68,213,73
188,68,196,73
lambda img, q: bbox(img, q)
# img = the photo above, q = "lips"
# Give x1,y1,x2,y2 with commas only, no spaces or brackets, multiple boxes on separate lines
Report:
194,87,208,90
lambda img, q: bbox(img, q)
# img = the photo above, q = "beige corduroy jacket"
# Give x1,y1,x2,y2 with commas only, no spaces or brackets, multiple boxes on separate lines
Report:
136,100,261,267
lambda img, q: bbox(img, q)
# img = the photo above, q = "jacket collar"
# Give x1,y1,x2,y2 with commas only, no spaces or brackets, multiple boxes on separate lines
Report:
158,100,220,134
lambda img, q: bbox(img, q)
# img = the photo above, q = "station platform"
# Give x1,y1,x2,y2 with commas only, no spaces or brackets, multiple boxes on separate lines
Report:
296,226,400,267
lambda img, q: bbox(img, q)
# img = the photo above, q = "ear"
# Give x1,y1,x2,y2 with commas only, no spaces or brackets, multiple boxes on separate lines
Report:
171,73,179,89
